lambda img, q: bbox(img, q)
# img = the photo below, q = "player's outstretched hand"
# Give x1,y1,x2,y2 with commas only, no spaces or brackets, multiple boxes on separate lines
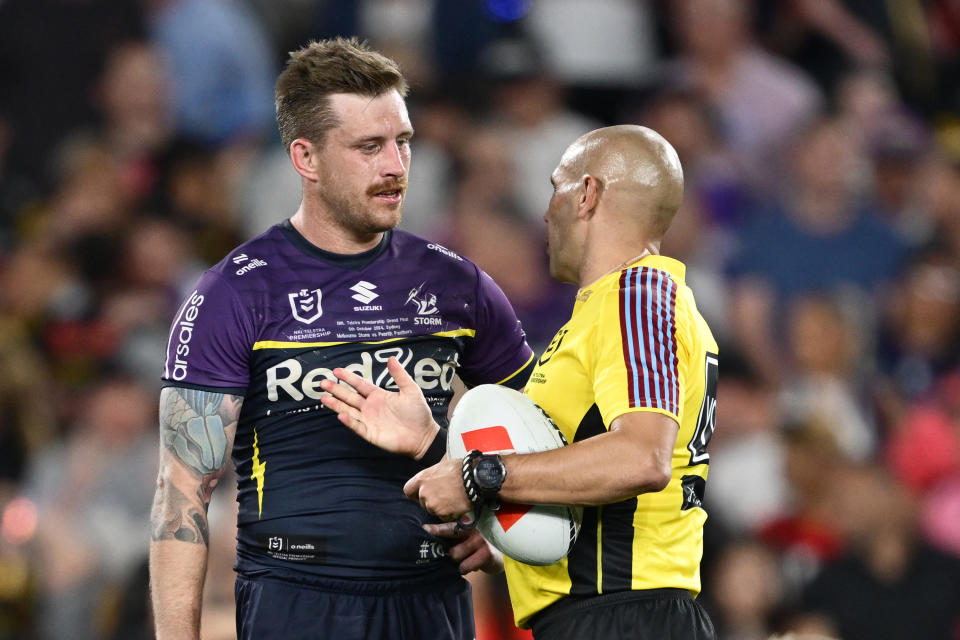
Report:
424,522,504,575
319,356,439,460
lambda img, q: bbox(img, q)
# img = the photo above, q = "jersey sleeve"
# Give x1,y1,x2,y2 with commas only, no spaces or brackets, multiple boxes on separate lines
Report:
458,267,535,390
591,268,682,427
161,269,253,394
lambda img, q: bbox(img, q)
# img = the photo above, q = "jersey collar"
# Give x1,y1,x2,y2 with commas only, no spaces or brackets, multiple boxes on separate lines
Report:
636,254,687,283
577,254,688,297
280,218,392,270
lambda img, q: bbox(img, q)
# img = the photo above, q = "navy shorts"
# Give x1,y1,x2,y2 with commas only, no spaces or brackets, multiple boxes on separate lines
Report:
235,573,474,640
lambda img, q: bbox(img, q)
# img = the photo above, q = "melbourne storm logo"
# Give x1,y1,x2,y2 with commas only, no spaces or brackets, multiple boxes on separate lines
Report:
406,283,439,315
289,288,323,324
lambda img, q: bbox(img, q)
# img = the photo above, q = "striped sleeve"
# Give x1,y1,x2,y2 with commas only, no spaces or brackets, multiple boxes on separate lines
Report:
616,267,680,416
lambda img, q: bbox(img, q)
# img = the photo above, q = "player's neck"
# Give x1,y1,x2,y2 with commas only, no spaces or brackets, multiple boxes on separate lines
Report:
577,242,659,289
290,204,384,255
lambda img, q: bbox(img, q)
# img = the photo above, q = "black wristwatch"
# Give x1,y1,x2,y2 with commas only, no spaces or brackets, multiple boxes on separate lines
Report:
462,450,507,510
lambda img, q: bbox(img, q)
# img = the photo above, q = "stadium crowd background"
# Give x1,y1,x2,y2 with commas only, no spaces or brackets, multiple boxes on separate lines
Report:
0,0,959,638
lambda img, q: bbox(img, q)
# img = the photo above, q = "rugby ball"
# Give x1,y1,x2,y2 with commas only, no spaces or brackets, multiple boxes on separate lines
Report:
448,385,582,566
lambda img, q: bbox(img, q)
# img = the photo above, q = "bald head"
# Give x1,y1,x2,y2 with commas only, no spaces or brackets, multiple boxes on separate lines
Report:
557,125,684,237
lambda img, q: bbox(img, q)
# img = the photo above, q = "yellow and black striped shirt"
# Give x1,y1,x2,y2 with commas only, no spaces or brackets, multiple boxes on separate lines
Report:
508,255,718,627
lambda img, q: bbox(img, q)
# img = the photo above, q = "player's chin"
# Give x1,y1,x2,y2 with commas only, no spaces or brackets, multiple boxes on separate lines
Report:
364,206,402,233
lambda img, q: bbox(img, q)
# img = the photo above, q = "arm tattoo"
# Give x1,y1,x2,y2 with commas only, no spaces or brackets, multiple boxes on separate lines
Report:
152,387,241,545
160,388,235,475
150,482,210,546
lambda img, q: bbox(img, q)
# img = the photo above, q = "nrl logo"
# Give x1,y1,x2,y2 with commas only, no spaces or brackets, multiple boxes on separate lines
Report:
289,288,323,324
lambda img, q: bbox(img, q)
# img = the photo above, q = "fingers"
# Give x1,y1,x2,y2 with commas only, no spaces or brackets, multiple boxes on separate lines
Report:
387,356,419,394
457,548,490,574
318,394,361,427
318,393,350,415
423,521,467,540
330,367,379,396
319,378,366,409
403,471,423,502
445,530,502,574
448,533,484,564
421,524,494,575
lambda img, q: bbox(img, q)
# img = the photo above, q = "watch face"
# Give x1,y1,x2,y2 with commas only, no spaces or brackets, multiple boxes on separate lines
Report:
475,457,505,490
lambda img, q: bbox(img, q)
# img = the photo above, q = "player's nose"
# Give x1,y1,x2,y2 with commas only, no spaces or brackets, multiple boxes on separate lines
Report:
382,141,407,178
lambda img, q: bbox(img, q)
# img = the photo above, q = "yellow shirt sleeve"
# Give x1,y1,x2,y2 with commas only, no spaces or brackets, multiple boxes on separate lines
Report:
589,267,682,428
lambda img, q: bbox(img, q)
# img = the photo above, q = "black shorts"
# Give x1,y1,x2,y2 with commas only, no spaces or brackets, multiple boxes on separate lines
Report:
235,573,474,640
529,588,716,640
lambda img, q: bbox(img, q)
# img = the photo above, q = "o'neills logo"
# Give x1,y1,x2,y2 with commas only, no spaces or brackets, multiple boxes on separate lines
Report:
427,243,463,261
236,258,267,275
166,290,205,381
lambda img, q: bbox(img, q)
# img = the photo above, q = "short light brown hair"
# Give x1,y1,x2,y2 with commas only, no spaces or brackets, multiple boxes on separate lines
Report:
274,37,409,149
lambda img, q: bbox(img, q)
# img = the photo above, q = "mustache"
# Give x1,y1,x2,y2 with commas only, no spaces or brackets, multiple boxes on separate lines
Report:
367,180,408,196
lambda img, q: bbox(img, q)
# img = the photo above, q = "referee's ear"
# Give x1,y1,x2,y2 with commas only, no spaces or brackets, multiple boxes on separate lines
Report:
290,138,320,182
577,174,602,220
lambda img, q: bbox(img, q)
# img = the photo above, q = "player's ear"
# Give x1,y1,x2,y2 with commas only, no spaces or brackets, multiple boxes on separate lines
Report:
577,174,602,220
290,138,320,182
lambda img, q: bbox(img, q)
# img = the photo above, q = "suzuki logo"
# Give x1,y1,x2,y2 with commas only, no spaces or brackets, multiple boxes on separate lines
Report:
350,280,379,304
289,288,323,324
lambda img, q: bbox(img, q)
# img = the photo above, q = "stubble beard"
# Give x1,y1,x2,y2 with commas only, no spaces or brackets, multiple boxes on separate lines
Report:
323,187,402,239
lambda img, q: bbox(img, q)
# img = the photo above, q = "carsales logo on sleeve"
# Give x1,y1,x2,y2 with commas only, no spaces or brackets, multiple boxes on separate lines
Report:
165,290,205,381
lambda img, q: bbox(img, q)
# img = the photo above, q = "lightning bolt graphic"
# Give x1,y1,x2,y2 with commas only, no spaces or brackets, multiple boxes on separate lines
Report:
251,429,266,518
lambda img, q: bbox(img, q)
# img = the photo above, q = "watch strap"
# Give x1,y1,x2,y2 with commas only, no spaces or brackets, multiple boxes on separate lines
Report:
461,450,484,507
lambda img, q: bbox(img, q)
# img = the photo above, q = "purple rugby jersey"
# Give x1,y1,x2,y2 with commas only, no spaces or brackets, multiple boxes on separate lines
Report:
162,220,534,581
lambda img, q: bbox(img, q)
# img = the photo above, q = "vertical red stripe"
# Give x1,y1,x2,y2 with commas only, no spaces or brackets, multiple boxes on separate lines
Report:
619,267,682,415
638,269,656,408
667,280,679,414
654,273,669,409
618,270,635,408
661,275,675,412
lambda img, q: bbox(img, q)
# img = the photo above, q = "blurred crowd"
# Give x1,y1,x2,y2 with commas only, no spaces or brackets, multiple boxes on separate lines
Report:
0,0,959,638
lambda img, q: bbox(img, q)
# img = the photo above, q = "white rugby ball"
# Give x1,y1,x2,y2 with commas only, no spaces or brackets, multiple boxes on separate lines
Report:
448,385,582,566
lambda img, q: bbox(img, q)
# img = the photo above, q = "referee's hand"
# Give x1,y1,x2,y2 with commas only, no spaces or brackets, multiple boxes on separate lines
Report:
404,458,472,522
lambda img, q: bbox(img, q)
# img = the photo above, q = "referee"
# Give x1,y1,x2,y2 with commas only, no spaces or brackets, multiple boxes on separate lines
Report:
322,125,718,639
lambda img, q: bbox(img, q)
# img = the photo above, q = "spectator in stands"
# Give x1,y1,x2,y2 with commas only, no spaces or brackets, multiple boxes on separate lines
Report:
481,37,601,224
144,0,276,144
801,463,960,640
667,0,822,191
876,246,960,407
757,420,846,600
709,540,784,640
728,116,907,385
93,40,173,203
26,377,157,640
705,349,788,535
780,294,877,460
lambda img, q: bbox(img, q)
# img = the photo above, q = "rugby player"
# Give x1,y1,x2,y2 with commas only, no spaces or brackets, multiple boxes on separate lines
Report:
149,38,535,640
